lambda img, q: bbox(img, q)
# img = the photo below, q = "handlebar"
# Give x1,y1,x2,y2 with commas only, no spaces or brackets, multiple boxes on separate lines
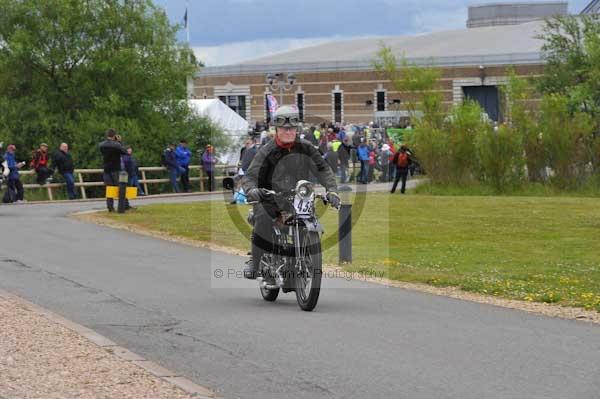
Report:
247,189,336,208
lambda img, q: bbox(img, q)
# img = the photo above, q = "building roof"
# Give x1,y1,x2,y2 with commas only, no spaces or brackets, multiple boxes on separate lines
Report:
198,20,546,77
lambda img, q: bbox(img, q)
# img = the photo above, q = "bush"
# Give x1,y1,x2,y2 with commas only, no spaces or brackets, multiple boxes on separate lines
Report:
540,94,594,188
446,100,485,184
410,125,451,184
476,124,524,192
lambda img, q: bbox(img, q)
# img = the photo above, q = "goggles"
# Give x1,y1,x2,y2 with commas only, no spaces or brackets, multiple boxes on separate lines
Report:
273,115,300,128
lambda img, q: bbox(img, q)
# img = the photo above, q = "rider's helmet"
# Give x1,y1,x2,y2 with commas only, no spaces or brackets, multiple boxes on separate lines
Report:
273,105,300,128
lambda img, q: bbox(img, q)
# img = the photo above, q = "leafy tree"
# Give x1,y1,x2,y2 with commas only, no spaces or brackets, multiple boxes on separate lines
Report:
539,94,594,188
538,14,600,119
504,69,546,182
0,0,223,168
374,44,443,124
476,124,524,192
445,100,485,184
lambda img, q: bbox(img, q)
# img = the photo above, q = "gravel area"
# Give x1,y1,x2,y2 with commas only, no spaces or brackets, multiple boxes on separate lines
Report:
0,294,195,399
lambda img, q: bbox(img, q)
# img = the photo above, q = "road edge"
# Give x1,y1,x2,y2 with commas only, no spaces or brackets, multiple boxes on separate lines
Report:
0,287,219,399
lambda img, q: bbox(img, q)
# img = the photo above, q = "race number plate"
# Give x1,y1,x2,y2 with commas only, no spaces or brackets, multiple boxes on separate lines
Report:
293,196,314,215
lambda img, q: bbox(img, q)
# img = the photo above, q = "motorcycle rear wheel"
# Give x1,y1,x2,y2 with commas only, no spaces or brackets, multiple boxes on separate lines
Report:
295,231,322,311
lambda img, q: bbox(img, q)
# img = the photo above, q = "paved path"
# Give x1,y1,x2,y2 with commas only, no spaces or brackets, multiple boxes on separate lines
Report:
0,191,599,399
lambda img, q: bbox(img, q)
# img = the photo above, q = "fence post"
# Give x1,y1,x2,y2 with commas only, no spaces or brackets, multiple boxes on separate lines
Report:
46,186,54,201
141,170,149,195
199,168,205,192
78,172,87,199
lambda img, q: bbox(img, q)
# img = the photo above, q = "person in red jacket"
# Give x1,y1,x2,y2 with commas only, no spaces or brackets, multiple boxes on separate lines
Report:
30,143,54,185
391,145,412,194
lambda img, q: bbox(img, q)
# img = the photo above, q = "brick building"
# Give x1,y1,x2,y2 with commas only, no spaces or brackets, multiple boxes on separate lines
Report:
194,2,580,125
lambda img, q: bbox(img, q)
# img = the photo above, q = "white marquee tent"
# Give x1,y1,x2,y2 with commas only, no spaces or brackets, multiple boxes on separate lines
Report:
188,99,249,136
188,99,249,165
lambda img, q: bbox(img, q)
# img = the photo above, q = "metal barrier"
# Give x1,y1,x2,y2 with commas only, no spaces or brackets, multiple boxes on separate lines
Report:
18,165,232,201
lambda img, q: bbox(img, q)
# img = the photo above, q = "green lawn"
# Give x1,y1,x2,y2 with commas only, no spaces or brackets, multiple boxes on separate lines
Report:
100,193,600,311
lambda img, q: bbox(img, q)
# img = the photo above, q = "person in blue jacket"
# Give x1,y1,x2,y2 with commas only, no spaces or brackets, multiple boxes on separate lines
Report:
175,139,192,192
162,143,182,193
4,144,25,202
357,139,370,184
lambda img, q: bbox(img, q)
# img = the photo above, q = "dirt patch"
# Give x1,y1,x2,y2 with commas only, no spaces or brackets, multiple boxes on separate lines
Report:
75,212,600,326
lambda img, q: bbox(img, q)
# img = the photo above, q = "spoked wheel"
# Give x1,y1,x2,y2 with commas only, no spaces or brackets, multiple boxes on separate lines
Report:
295,231,322,311
259,254,279,302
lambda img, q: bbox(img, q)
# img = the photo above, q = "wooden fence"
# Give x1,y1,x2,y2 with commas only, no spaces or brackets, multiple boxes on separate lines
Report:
18,165,232,201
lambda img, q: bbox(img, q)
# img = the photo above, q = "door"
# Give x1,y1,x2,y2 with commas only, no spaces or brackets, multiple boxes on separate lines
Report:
462,86,500,122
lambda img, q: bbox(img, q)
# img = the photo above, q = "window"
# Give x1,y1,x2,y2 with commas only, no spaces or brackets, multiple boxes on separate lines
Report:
219,95,246,120
333,92,343,123
296,93,305,122
376,91,386,111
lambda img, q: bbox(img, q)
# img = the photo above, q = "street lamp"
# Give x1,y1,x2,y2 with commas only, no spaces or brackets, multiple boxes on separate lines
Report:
266,72,297,105
479,65,486,85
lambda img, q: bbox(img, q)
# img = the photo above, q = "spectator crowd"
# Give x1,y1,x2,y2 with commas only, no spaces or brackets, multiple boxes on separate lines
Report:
0,121,415,204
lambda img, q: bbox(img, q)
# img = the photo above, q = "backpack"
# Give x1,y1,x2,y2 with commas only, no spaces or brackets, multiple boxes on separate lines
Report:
397,152,409,168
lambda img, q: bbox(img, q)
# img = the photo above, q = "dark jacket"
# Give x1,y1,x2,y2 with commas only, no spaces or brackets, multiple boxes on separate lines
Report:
325,150,339,173
242,137,338,195
52,150,74,174
337,142,352,167
122,154,139,177
162,148,179,170
99,140,127,173
240,145,258,172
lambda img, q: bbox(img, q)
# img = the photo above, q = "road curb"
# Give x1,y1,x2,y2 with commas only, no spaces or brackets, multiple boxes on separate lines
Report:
0,190,227,206
0,288,219,399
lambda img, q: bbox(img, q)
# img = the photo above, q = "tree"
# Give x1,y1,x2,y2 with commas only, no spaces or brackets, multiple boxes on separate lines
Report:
504,69,546,182
0,0,222,168
539,94,594,188
538,14,600,119
374,44,443,124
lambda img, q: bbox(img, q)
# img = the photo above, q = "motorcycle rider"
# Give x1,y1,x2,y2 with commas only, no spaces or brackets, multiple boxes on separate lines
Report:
242,105,341,279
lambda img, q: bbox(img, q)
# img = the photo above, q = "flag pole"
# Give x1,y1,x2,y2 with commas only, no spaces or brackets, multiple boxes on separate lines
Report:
185,0,193,99
186,0,190,45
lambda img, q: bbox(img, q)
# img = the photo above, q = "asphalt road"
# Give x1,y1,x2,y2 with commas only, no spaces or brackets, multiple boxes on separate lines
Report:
0,192,599,399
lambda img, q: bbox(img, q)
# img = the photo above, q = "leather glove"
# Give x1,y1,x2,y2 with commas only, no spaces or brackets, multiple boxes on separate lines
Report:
247,188,274,202
326,192,341,209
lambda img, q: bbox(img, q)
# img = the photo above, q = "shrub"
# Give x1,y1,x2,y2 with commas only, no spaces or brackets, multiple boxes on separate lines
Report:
476,124,524,192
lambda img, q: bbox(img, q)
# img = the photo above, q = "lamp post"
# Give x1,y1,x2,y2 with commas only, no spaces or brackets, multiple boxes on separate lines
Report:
479,65,486,85
266,72,297,105
338,185,353,264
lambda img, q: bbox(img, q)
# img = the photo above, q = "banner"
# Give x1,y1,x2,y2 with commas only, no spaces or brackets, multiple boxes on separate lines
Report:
267,94,278,119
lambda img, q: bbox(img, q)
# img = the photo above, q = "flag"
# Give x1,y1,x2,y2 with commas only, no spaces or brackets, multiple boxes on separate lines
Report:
267,95,278,114
184,8,188,29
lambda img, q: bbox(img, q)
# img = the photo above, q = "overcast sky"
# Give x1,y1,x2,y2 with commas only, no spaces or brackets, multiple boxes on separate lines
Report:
154,0,591,66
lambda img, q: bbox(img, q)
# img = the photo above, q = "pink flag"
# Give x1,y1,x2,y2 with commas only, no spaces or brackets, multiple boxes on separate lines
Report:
267,95,278,114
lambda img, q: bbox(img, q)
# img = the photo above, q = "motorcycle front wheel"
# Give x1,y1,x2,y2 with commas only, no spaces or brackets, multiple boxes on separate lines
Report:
295,231,322,311
260,285,280,301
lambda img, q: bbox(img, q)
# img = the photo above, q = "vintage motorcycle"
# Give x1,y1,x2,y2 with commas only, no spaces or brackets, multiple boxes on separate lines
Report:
248,180,337,311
